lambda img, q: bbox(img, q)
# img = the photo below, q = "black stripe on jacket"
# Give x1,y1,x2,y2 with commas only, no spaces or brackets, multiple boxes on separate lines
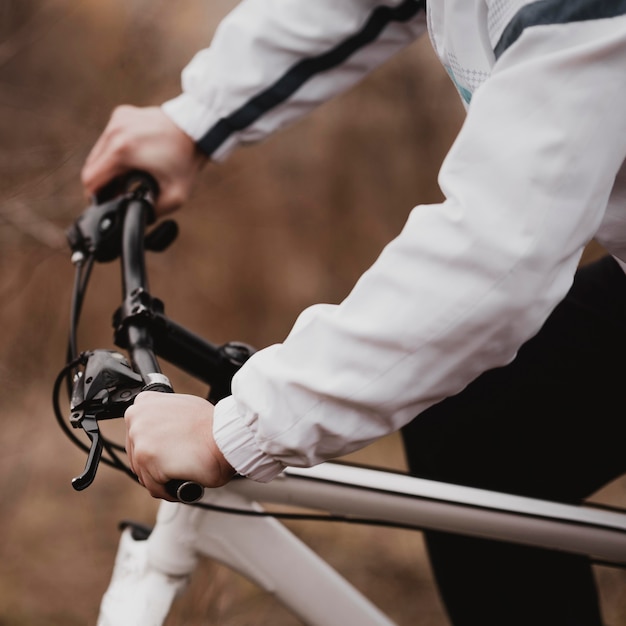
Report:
198,0,425,157
495,0,626,59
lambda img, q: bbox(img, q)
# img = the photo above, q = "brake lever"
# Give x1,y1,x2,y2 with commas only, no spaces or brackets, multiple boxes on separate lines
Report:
71,415,104,491
69,350,144,491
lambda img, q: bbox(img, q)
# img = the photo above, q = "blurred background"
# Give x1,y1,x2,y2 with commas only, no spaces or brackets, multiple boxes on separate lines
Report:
0,1,624,624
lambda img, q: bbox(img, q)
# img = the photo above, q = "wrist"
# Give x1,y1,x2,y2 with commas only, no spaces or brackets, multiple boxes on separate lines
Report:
209,435,237,485
213,396,286,483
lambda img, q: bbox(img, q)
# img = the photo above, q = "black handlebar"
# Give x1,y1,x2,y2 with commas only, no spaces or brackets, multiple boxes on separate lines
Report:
119,198,205,503
60,172,254,505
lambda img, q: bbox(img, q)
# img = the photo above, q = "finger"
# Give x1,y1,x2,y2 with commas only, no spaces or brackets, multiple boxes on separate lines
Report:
81,112,136,195
124,428,135,476
132,389,160,407
124,405,139,476
84,105,136,166
81,119,121,193
126,440,170,499
139,467,176,502
124,405,172,500
125,438,140,484
83,127,110,168
81,152,129,198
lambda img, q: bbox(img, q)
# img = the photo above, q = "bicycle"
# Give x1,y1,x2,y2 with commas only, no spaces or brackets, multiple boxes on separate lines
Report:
53,173,626,625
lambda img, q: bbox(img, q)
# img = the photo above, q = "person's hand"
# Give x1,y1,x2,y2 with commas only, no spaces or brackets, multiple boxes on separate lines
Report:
81,105,208,215
124,391,236,500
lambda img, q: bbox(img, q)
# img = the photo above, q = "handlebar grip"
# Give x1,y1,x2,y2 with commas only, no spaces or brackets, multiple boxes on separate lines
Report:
95,170,159,205
165,479,205,504
142,376,205,504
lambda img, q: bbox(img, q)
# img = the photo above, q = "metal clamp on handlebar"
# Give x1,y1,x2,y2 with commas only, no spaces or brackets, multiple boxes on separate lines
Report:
142,373,174,392
112,287,165,349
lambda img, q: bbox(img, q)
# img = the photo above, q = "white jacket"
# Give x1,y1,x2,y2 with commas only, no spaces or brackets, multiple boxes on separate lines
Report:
163,0,626,481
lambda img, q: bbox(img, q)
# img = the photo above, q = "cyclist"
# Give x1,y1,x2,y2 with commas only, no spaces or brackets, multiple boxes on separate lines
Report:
82,2,626,625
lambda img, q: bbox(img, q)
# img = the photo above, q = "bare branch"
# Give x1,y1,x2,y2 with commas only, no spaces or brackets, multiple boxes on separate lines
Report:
0,200,66,250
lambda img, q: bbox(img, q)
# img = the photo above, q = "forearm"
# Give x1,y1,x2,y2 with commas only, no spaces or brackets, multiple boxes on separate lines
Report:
163,0,426,161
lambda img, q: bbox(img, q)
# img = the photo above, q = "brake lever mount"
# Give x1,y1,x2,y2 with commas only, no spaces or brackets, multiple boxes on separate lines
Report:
66,171,159,264
70,350,145,491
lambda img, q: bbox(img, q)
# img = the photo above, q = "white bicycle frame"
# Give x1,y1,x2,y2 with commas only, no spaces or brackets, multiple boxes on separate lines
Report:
97,460,626,626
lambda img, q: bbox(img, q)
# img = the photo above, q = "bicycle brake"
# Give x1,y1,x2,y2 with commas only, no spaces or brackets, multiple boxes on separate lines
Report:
69,350,144,491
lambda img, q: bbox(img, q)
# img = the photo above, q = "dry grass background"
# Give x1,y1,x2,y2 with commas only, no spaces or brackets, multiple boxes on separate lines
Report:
0,1,624,624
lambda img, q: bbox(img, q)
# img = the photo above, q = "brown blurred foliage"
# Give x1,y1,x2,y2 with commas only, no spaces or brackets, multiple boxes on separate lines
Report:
0,1,623,625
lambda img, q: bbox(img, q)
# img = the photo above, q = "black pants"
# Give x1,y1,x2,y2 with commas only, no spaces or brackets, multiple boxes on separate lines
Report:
401,255,626,626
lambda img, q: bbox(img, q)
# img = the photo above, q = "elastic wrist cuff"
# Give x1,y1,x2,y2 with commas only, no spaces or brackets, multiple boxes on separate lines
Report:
213,396,285,483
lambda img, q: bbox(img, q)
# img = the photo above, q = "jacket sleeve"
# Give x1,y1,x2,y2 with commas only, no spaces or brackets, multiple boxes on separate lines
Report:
162,0,426,161
213,14,626,482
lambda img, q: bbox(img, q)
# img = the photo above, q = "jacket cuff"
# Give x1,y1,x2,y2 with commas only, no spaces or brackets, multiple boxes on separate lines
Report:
213,395,285,482
161,95,237,161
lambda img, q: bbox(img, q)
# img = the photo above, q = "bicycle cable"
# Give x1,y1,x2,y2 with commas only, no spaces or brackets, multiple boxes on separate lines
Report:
54,253,138,477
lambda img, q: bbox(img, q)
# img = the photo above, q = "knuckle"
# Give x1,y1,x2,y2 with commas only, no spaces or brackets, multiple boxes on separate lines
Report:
124,403,137,421
132,444,153,468
161,187,187,213
111,104,135,121
80,166,91,186
107,132,133,158
132,392,147,407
